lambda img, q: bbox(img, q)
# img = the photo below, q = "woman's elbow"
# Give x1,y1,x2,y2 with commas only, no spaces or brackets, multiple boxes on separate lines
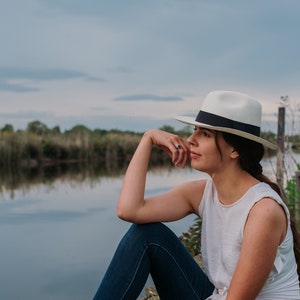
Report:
117,205,146,224
117,205,135,222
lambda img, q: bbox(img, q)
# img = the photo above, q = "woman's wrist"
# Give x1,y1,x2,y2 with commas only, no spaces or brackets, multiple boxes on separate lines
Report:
142,130,155,146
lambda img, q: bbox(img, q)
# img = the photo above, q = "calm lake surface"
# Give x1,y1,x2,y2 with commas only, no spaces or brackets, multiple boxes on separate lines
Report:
0,152,299,300
0,166,203,300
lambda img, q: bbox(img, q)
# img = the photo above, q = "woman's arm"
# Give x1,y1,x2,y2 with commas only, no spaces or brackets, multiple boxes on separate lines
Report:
117,129,204,223
226,198,287,300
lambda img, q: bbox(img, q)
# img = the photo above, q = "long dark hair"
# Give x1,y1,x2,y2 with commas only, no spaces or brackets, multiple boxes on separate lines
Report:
219,131,300,278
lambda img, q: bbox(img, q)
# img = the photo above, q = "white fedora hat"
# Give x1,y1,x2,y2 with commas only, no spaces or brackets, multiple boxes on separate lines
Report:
176,90,277,150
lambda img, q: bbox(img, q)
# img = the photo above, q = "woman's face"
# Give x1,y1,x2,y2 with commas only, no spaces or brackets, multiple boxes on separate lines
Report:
187,127,233,175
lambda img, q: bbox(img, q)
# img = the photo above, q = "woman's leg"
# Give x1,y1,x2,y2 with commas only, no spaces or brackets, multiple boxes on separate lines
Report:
93,223,214,300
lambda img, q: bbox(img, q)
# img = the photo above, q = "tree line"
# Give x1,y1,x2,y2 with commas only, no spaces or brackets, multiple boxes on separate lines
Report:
0,121,192,170
0,120,294,170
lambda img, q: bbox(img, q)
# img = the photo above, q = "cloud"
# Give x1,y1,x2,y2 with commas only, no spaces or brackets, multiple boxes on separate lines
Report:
114,94,183,102
0,66,84,80
0,66,105,92
0,80,39,93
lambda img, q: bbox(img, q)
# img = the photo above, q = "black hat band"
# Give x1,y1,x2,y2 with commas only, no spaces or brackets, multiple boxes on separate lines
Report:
195,110,261,137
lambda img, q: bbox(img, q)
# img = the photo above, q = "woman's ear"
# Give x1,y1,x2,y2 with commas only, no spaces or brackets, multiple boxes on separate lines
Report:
230,149,239,159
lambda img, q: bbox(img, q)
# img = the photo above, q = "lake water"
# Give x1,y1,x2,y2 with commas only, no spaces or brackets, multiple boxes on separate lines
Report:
0,152,299,300
0,167,204,300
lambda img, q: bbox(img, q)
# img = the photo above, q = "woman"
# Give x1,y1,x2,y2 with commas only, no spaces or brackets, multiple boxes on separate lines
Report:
94,91,300,299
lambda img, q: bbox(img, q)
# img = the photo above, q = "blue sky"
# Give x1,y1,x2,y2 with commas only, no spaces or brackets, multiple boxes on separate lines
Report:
0,0,299,133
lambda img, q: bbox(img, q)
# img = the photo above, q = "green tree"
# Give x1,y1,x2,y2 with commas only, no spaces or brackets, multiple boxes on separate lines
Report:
67,124,91,134
1,124,14,132
50,126,61,135
27,120,49,135
159,125,176,133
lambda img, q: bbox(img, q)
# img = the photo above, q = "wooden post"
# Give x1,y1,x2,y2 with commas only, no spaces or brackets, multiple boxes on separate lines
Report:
276,107,285,195
295,171,300,224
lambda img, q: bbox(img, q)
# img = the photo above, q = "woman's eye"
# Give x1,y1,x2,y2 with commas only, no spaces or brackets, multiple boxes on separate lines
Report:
203,131,210,137
193,127,212,137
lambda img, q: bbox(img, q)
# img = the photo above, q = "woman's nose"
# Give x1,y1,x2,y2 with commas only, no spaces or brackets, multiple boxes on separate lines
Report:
187,133,195,145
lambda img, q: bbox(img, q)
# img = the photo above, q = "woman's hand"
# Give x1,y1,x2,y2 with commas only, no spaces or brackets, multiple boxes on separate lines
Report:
145,129,190,168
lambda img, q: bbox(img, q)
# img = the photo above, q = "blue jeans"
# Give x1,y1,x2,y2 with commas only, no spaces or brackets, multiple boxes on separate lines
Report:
93,223,214,300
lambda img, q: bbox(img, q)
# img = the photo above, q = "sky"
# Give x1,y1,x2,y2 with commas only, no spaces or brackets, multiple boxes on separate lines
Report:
0,0,300,134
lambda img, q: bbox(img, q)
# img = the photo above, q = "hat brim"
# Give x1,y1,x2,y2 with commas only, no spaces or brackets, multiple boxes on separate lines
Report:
176,116,277,150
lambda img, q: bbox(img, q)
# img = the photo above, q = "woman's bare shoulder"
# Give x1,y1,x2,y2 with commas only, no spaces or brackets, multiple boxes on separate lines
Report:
174,179,208,214
246,197,287,243
249,197,287,221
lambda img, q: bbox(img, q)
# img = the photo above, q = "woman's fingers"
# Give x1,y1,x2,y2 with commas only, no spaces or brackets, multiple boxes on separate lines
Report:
147,129,189,167
171,140,189,168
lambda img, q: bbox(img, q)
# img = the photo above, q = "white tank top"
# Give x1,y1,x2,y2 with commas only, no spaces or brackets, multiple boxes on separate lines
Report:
199,179,300,300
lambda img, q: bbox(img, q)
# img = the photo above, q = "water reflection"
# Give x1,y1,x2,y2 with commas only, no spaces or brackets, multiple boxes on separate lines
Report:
0,163,125,201
0,164,201,300
0,153,298,299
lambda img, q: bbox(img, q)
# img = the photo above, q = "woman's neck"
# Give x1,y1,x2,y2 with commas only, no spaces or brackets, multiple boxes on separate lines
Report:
211,169,259,205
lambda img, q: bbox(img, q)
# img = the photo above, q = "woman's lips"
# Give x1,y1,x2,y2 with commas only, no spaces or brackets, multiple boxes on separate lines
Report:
190,151,201,159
